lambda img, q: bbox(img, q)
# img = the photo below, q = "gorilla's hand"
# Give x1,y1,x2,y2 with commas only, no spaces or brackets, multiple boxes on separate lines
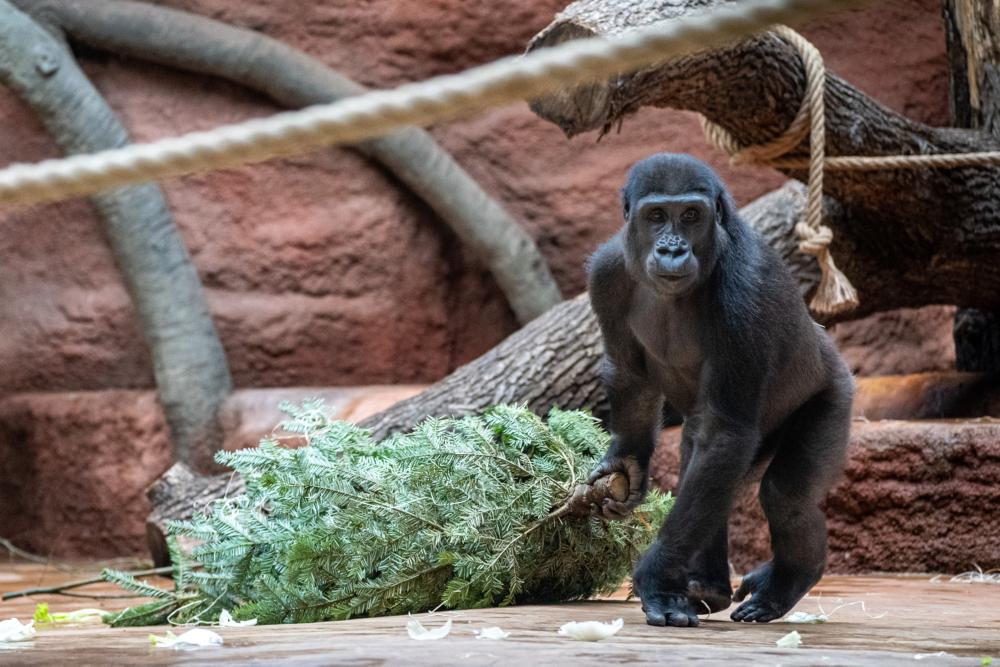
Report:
586,450,649,520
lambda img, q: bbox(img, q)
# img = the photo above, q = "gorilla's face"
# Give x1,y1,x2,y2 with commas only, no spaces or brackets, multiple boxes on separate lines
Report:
621,155,727,297
626,191,717,295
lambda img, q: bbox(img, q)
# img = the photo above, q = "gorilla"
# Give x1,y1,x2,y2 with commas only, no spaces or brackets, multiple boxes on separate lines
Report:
586,153,854,626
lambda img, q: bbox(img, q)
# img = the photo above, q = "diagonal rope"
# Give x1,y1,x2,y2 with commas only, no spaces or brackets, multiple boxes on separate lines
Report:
0,0,861,209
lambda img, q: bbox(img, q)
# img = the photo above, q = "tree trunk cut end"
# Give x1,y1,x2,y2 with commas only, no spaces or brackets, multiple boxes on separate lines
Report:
562,472,629,517
526,22,612,137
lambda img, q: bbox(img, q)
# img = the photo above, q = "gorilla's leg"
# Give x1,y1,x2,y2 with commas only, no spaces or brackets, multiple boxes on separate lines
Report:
687,524,732,613
675,420,733,614
636,419,757,628
731,382,851,623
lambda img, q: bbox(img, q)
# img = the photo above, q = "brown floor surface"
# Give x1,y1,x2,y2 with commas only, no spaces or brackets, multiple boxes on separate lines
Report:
1,562,998,665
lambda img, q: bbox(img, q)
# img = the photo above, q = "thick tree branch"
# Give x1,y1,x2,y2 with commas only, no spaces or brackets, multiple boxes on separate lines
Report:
0,0,231,467
527,0,1000,319
18,0,562,323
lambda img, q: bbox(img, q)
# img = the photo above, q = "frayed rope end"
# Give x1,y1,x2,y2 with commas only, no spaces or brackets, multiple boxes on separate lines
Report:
795,222,858,317
810,251,859,316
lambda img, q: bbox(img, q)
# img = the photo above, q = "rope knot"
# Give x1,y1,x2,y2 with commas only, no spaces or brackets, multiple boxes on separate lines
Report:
794,222,832,256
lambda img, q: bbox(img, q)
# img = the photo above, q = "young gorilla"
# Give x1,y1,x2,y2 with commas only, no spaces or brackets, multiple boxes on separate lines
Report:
587,154,854,627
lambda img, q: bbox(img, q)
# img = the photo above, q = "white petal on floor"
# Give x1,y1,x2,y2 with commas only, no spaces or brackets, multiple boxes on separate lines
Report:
219,610,258,627
406,616,452,640
776,630,803,648
784,611,829,624
150,628,224,649
557,618,623,642
0,619,35,642
474,626,509,640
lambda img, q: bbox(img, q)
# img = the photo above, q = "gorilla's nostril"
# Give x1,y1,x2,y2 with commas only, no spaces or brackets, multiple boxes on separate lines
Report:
655,245,671,256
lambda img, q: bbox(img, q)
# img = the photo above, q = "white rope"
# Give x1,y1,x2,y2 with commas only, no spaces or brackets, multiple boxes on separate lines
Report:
0,0,855,207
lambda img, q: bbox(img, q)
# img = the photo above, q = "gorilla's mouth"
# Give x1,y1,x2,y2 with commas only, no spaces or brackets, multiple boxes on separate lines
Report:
651,270,692,283
646,256,695,286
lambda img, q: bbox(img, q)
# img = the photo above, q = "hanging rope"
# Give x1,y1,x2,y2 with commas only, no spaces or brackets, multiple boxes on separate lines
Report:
700,25,1000,316
701,25,857,316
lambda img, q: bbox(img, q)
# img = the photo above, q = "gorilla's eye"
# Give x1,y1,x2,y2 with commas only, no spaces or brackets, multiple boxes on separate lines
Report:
648,209,665,223
682,208,699,222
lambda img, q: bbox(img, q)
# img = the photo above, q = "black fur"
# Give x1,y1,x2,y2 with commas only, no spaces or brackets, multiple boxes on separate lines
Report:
586,154,854,627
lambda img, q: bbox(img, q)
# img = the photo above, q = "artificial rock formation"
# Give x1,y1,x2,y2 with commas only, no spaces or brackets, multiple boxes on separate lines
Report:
651,419,1000,574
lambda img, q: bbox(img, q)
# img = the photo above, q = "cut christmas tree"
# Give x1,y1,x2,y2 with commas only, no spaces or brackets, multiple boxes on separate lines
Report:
104,403,671,626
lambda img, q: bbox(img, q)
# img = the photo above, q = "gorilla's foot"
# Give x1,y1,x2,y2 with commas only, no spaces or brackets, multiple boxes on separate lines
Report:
686,576,733,614
730,561,818,623
641,593,701,627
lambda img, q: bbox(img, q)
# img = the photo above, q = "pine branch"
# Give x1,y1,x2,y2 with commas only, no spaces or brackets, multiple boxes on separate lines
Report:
2,566,173,601
103,404,672,625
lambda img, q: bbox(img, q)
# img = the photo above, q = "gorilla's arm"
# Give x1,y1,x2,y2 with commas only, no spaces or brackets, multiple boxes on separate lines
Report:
586,237,663,518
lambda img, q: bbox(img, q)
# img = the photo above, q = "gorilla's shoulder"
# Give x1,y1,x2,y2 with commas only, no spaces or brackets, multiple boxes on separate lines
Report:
587,234,627,280
586,234,633,312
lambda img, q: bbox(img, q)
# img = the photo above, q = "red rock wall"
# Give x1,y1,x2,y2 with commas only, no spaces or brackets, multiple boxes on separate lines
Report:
0,0,954,394
0,391,172,557
651,420,1000,575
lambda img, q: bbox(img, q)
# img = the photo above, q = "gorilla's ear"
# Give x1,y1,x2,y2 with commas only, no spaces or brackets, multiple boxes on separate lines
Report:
716,190,734,225
621,188,631,220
